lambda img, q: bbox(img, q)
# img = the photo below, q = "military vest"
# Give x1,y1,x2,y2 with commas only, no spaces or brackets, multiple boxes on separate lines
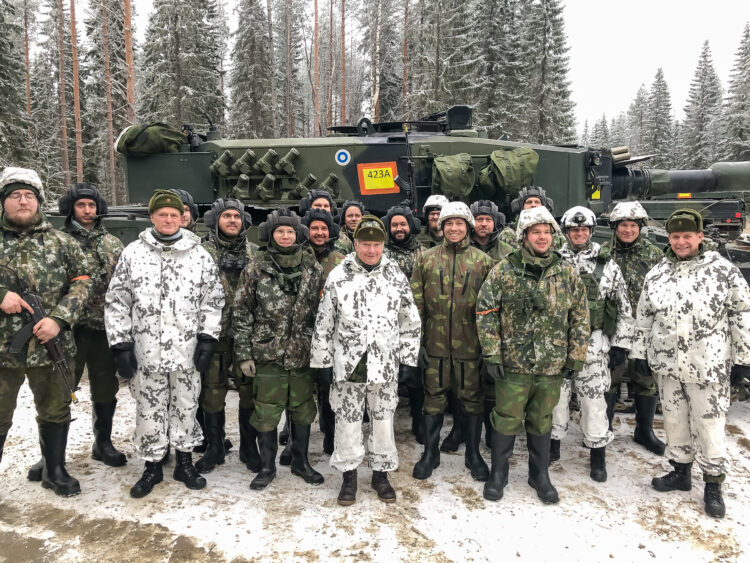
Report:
579,246,618,336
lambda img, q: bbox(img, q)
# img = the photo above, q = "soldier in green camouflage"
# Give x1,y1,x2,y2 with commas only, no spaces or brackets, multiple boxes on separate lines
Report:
499,186,564,250
476,206,589,504
233,209,325,490
0,167,92,497
196,199,259,474
411,202,494,483
417,194,449,249
56,183,127,472
302,209,345,456
337,200,366,255
600,201,665,456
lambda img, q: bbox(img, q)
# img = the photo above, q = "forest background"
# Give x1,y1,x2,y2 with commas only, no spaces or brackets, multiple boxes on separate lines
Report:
0,0,749,204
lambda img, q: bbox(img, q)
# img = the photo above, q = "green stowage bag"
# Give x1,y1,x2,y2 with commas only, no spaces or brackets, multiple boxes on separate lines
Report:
431,153,475,199
116,123,184,157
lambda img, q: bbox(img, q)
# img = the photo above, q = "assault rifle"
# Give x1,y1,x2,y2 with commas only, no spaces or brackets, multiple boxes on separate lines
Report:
9,292,78,404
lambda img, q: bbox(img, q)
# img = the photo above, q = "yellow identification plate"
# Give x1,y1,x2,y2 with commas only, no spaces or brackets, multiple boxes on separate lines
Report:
677,193,692,199
357,162,399,194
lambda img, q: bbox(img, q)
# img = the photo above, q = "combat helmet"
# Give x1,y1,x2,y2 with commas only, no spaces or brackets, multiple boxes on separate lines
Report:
383,204,421,242
609,201,648,226
516,206,561,242
560,206,596,230
510,186,554,214
302,208,340,240
422,194,450,214
258,208,308,243
299,189,337,216
203,198,252,238
439,201,475,230
58,182,108,224
0,167,45,203
470,199,506,231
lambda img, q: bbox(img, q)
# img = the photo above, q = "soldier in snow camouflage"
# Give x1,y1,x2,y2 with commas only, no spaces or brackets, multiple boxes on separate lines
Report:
476,206,589,504
411,202,494,484
631,209,750,519
58,183,127,472
233,209,324,491
197,198,259,474
105,190,224,498
551,206,633,483
311,215,421,505
600,201,666,456
0,167,92,498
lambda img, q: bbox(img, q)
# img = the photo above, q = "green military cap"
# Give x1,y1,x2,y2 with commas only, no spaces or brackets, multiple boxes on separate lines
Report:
665,208,703,234
148,189,185,214
354,214,386,242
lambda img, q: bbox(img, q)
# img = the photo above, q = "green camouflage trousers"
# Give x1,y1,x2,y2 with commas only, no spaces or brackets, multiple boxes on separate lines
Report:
74,327,119,404
199,339,243,413
609,359,657,397
250,363,316,432
0,366,72,434
424,355,483,415
491,371,563,436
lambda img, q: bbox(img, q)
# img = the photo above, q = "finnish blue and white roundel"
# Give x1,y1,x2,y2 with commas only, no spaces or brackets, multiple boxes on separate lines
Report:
335,149,351,166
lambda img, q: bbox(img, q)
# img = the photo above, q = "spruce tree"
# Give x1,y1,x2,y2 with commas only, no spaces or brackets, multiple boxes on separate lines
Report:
644,68,674,167
722,23,750,161
627,85,648,155
0,0,30,167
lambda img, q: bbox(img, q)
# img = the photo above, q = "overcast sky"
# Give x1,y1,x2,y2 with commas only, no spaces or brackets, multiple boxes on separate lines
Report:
130,0,750,134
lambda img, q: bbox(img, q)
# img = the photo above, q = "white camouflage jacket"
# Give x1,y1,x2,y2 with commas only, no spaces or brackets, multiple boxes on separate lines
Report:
630,249,750,383
310,253,421,384
105,229,224,372
560,241,634,352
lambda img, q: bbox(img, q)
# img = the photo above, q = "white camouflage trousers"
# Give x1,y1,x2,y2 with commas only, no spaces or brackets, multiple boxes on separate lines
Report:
329,378,399,472
129,367,203,462
658,374,729,478
552,330,614,449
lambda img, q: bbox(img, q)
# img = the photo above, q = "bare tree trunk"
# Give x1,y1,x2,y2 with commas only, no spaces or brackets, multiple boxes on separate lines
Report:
123,0,136,123
402,0,408,119
267,0,279,137
340,0,345,125
372,0,382,121
328,0,333,128
23,2,32,146
101,0,118,203
171,12,183,126
285,0,293,136
69,0,83,182
56,0,71,187
313,0,320,136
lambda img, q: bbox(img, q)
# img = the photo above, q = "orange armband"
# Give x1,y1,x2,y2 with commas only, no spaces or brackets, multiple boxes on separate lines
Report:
476,307,499,316
70,275,91,282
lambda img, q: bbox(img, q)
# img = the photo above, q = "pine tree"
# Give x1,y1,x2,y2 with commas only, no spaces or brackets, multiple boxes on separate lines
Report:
644,68,674,167
590,114,609,148
680,41,724,169
627,85,648,155
722,23,750,161
580,120,590,145
609,112,630,148
0,0,31,167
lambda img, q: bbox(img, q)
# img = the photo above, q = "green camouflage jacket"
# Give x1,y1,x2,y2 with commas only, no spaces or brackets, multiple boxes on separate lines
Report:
0,214,92,367
233,246,323,370
202,235,258,339
335,230,354,255
417,228,443,249
411,237,494,360
600,235,662,311
471,232,513,264
476,248,589,375
311,244,345,281
62,221,123,331
385,235,423,279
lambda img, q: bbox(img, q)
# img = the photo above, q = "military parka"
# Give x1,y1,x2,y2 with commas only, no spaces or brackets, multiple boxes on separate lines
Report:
471,232,513,264
631,248,750,384
600,235,662,311
233,246,323,370
0,215,92,368
411,237,494,360
476,249,590,375
384,235,423,279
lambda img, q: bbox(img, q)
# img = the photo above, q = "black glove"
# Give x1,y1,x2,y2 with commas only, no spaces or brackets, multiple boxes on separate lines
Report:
483,362,504,384
730,365,750,386
194,333,218,373
317,366,334,386
398,364,419,387
561,368,577,380
608,346,628,370
111,342,137,380
418,346,429,369
634,359,652,380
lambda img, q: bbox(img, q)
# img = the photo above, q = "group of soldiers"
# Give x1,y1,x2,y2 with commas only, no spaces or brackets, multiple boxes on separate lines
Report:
1,167,748,521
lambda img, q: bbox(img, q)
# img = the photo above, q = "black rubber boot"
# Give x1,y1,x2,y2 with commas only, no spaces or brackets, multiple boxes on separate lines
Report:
130,461,163,498
633,395,666,456
483,431,515,501
39,422,81,497
652,460,692,492
704,481,725,518
279,413,290,445
279,434,293,466
526,432,559,504
371,471,396,503
239,407,260,472
0,433,5,467
464,414,489,481
195,410,226,473
173,450,206,490
318,384,336,455
338,469,357,506
27,457,44,481
412,414,444,480
440,398,464,453
91,400,127,467
589,447,607,482
483,400,495,448
549,439,561,463
407,386,425,445
290,424,324,485
250,430,277,490
193,407,207,453
604,392,617,432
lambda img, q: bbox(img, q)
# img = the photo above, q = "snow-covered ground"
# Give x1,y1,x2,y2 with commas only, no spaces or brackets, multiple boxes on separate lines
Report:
1,378,748,562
